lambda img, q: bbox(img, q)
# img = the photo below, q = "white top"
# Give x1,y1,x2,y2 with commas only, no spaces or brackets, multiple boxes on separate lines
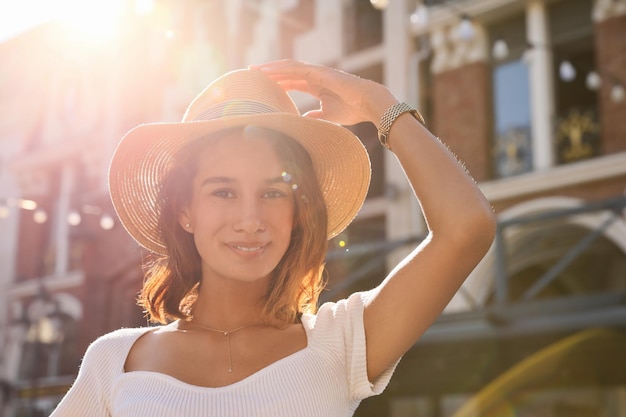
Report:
50,292,399,417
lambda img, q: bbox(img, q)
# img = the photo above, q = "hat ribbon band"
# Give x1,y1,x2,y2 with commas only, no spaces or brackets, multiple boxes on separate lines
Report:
192,100,281,121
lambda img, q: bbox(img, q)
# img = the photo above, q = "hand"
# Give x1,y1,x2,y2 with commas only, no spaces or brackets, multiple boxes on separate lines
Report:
251,60,396,126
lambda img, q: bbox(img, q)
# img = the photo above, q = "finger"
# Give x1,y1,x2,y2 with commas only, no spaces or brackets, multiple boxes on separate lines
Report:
271,78,308,90
253,61,327,88
278,81,324,99
251,66,310,87
302,109,324,119
264,78,324,103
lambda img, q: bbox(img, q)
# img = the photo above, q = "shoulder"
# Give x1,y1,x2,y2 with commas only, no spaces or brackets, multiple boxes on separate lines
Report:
302,291,371,339
307,291,370,323
83,327,156,369
89,327,155,350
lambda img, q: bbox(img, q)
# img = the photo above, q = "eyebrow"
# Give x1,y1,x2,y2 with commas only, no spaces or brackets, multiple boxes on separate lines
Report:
200,176,287,187
200,176,233,187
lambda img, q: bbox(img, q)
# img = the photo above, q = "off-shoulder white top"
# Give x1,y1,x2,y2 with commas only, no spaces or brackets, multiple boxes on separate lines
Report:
50,292,399,417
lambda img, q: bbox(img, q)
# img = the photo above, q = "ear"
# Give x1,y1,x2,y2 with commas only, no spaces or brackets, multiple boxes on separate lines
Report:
178,209,193,233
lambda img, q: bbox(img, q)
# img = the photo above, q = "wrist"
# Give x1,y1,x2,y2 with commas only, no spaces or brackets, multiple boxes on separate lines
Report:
377,102,426,151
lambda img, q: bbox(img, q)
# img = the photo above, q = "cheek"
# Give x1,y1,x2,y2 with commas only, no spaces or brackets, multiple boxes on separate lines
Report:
275,204,296,242
188,212,221,247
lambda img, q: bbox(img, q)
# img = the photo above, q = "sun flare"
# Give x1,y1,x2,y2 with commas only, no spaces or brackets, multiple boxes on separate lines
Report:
3,0,131,40
54,0,125,39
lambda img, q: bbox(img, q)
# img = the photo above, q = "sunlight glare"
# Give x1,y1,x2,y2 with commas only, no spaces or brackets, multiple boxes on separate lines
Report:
55,0,124,39
135,0,154,16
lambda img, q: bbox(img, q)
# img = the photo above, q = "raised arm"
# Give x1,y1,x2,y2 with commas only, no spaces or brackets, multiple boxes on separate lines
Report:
253,60,496,382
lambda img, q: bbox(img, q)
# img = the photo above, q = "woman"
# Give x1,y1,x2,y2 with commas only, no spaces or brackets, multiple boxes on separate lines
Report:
51,60,496,416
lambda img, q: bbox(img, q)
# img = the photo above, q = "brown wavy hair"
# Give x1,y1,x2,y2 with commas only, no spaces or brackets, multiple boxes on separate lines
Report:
139,127,329,325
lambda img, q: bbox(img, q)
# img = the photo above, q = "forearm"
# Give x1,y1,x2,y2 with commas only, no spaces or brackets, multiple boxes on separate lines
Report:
365,83,496,246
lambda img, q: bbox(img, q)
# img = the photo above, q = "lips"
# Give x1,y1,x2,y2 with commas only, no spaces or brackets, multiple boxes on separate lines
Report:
234,245,264,252
228,242,268,254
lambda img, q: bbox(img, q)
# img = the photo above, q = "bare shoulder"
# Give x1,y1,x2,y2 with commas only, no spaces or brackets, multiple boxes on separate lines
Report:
123,325,175,372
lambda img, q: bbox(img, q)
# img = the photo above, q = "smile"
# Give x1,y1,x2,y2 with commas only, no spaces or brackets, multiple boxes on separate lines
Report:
234,245,263,252
230,244,267,253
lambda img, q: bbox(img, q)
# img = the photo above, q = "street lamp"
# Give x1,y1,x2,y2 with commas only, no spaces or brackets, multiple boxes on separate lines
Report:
15,286,66,417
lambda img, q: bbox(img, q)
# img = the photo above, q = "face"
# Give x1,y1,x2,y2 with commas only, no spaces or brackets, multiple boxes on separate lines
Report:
179,130,295,286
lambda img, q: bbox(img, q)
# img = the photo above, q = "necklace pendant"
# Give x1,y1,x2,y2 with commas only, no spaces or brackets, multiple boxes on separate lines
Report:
223,331,229,336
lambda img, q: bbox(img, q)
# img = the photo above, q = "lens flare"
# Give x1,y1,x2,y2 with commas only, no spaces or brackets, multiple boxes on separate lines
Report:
55,0,124,40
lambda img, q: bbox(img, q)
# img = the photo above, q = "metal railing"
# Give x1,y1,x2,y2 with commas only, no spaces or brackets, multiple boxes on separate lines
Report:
493,195,626,305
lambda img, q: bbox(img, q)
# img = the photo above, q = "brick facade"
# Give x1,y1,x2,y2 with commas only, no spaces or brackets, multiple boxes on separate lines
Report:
432,62,493,182
73,199,145,352
595,14,626,154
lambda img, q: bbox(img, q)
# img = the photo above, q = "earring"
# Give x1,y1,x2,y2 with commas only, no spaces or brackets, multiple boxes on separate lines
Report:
185,223,190,229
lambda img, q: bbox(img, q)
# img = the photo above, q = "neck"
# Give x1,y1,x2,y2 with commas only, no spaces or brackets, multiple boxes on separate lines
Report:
190,275,269,329
186,320,260,334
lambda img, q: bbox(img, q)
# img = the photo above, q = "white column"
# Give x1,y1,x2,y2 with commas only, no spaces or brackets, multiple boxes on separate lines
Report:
293,0,344,64
383,0,426,268
54,165,74,277
0,144,20,385
527,0,556,170
244,0,281,65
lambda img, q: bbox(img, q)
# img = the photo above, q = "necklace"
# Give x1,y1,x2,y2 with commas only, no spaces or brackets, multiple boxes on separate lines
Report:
185,321,260,373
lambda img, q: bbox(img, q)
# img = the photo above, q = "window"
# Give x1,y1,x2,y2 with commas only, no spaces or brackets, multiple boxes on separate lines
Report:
549,0,600,164
15,194,55,280
490,15,533,178
493,61,533,178
15,167,74,281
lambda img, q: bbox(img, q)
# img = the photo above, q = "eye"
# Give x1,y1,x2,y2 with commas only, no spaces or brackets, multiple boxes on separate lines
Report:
211,189,236,198
263,189,287,199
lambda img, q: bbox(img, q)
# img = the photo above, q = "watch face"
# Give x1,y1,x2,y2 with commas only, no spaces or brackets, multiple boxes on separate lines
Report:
494,126,532,178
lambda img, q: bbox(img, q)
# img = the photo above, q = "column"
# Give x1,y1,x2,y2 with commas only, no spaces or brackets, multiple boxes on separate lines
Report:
383,0,426,268
526,0,556,170
54,165,74,277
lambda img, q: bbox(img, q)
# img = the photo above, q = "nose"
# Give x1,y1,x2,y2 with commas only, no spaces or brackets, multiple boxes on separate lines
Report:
233,198,266,233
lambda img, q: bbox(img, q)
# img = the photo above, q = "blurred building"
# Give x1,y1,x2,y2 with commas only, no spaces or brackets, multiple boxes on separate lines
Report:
0,0,624,416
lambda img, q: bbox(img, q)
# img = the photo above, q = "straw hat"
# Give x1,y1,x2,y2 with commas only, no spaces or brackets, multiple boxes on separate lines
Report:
109,68,371,255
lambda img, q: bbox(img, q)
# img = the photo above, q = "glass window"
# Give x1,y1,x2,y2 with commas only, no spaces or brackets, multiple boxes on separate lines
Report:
493,61,533,178
15,194,55,281
490,15,533,178
549,0,600,164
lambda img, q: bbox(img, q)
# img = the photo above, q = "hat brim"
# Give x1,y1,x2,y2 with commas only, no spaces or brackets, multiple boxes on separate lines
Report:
109,113,371,255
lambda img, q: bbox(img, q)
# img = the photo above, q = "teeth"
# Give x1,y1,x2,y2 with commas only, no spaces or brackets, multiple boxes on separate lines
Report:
234,245,263,252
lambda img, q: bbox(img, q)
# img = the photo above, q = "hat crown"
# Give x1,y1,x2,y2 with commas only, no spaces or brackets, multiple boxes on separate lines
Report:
182,69,300,122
